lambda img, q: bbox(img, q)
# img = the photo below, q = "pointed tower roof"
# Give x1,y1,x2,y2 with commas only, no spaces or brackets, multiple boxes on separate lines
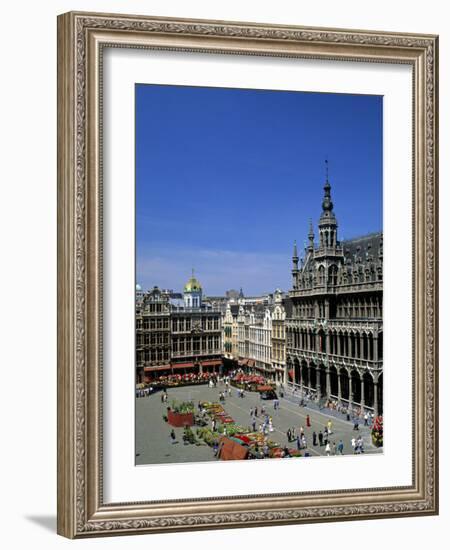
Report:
292,240,298,259
319,159,337,226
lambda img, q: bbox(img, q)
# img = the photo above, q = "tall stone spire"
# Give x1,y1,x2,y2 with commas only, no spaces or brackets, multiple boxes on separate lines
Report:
292,240,299,271
308,219,315,252
321,159,334,214
318,159,338,248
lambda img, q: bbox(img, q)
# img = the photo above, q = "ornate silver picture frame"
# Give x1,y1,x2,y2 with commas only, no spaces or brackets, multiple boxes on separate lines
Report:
57,11,438,538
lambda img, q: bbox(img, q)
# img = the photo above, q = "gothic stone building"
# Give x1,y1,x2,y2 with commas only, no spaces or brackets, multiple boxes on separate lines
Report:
286,176,383,415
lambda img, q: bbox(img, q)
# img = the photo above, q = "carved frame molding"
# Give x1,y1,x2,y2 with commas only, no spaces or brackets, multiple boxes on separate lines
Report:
57,12,438,538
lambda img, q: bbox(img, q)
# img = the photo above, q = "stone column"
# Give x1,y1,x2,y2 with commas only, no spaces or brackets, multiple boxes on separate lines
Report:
349,375,354,407
373,334,379,362
337,372,342,402
359,334,364,360
316,366,321,397
326,368,331,398
373,380,379,416
360,377,365,409
337,333,341,356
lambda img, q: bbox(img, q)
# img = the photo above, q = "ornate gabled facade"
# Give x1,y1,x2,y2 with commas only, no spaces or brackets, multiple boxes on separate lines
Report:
136,286,171,383
235,294,287,383
248,307,273,376
286,173,383,415
136,274,223,382
271,290,287,383
223,302,239,360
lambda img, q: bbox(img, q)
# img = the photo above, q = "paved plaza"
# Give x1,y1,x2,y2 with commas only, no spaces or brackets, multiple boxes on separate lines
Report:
135,382,382,465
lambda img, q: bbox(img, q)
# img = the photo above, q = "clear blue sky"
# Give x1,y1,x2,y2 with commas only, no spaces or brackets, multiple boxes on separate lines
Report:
136,84,382,296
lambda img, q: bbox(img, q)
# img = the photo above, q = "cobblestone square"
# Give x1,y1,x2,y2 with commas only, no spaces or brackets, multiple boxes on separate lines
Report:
136,383,381,465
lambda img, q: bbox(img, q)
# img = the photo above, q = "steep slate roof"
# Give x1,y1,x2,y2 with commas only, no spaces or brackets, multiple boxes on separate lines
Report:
341,232,382,263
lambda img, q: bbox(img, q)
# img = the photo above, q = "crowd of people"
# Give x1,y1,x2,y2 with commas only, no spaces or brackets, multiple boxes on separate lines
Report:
156,373,374,458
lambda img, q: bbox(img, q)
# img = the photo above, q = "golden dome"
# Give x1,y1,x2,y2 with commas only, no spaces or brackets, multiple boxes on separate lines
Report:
184,275,202,293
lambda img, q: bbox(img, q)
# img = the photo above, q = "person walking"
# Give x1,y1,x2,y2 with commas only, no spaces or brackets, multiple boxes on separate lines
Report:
312,431,318,446
170,429,176,444
327,419,333,434
318,431,323,446
351,436,356,453
325,442,331,456
364,413,369,426
252,418,257,432
301,434,307,449
287,428,292,442
306,414,311,428
296,435,301,451
337,439,344,455
357,435,364,453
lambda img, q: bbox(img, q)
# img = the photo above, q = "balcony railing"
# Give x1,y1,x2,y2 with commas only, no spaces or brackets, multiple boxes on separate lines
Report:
171,349,222,358
286,349,382,370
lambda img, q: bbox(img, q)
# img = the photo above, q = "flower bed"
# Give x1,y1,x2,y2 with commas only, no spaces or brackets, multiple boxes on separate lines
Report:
371,415,383,447
142,372,213,388
198,400,280,459
231,374,275,392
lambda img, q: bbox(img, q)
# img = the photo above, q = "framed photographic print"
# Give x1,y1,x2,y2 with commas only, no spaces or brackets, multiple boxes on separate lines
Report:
57,11,439,538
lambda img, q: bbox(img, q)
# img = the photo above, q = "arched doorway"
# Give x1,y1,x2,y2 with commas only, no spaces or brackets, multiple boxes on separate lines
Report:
319,365,327,397
329,366,338,398
339,367,350,402
376,373,383,415
363,372,375,409
309,362,317,393
293,357,301,387
301,361,309,390
350,369,361,405
286,356,293,386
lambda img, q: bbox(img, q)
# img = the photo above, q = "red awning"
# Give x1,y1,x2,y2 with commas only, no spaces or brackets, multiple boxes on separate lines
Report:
201,359,222,367
257,385,273,392
171,362,196,370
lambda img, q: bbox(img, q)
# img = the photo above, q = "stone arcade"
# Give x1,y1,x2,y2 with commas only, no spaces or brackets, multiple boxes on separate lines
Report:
285,173,383,415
